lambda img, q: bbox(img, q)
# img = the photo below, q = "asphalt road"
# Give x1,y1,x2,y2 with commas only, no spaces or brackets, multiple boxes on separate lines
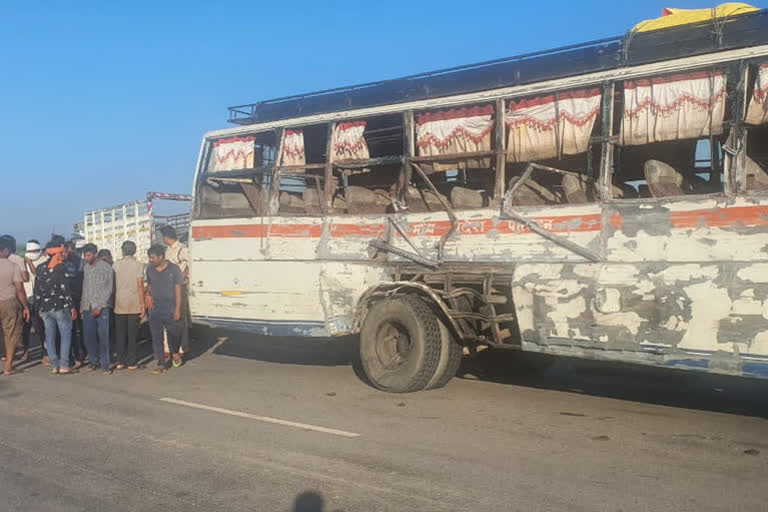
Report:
1,328,766,512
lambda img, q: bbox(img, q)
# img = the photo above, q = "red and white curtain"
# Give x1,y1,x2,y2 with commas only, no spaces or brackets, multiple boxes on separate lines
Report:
746,64,768,126
621,71,727,145
210,136,255,171
506,88,601,162
416,105,494,171
333,121,370,161
281,129,305,166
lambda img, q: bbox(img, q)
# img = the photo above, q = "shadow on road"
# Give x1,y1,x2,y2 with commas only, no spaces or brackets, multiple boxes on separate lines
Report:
208,328,357,367
291,490,345,512
193,327,768,418
458,350,768,419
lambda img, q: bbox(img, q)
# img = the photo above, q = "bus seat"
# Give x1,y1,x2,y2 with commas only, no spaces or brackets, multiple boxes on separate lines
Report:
331,195,347,214
450,186,484,209
507,176,561,205
279,191,305,214
644,160,683,197
406,187,448,213
346,186,389,214
746,156,768,192
612,183,638,199
303,188,323,214
561,174,594,203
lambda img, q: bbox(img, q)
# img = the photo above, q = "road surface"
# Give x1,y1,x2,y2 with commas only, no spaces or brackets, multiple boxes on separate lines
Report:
1,328,766,511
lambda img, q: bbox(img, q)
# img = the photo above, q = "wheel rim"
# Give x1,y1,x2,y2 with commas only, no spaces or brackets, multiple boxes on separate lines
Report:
375,320,413,370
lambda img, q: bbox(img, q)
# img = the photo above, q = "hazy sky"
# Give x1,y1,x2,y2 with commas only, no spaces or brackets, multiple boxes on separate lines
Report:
1,0,756,242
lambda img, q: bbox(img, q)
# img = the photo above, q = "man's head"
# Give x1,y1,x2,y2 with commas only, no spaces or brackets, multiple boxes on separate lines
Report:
161,225,178,246
0,236,14,258
147,244,166,268
97,249,113,265
121,240,137,257
64,240,76,256
25,240,42,260
0,235,17,255
82,243,98,264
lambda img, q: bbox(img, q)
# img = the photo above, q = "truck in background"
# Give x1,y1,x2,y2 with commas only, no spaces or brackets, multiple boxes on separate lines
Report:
79,192,192,261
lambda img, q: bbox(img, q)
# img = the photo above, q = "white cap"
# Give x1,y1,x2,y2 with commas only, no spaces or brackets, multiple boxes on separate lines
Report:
25,241,42,255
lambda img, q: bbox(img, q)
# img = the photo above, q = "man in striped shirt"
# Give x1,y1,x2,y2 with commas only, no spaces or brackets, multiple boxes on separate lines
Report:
80,244,114,374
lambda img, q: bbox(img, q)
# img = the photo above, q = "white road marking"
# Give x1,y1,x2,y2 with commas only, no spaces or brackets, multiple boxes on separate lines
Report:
159,397,361,438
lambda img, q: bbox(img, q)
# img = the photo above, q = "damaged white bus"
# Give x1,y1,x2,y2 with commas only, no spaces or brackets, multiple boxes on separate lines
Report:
190,7,768,391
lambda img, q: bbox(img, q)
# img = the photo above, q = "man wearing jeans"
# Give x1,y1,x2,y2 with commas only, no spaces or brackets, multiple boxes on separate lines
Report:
34,240,77,375
80,244,114,374
145,245,183,374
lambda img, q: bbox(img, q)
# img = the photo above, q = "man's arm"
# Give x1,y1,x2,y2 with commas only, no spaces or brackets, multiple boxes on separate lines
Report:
14,282,30,322
173,283,182,321
180,246,190,280
12,255,29,282
33,265,42,303
90,264,114,315
26,258,37,277
60,267,76,319
137,277,146,316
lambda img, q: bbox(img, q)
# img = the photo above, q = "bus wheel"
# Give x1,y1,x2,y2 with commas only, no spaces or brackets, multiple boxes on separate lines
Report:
360,295,442,393
425,320,462,390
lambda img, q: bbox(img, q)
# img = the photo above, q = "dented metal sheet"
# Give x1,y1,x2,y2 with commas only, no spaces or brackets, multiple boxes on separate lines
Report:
189,190,768,379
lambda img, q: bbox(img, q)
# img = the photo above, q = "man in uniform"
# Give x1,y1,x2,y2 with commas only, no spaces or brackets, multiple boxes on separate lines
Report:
161,226,190,359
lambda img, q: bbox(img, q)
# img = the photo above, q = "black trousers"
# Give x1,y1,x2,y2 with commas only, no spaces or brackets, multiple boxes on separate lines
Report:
115,313,139,367
21,304,46,356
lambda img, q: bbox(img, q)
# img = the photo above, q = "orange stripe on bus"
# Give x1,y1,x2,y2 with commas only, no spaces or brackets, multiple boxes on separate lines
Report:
669,205,768,229
191,205,768,240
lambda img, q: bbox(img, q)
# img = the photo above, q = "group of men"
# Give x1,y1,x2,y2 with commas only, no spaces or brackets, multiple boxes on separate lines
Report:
0,226,190,376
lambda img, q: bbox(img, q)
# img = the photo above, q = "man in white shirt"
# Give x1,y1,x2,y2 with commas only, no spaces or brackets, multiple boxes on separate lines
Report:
20,240,49,361
161,226,190,358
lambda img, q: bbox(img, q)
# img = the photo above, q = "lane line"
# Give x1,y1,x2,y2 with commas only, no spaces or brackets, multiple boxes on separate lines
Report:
159,397,361,438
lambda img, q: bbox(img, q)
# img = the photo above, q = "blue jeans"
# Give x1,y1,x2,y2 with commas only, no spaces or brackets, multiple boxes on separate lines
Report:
83,308,111,370
41,309,72,370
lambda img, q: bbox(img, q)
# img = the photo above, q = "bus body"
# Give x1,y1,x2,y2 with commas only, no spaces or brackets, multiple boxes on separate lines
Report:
189,9,768,391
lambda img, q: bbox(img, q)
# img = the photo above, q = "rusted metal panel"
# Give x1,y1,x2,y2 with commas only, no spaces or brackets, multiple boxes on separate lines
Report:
189,194,768,378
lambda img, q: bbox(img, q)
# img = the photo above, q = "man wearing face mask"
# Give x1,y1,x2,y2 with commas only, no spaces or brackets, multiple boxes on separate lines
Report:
34,239,78,375
20,240,49,362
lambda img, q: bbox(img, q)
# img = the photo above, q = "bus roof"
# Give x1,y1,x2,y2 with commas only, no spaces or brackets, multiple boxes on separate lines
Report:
227,8,768,127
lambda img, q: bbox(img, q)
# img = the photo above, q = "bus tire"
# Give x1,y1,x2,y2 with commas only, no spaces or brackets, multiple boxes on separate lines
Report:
360,295,442,393
425,321,462,390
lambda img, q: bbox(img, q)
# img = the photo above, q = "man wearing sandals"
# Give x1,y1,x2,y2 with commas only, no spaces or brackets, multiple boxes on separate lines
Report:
113,241,146,371
145,245,183,374
0,236,30,375
34,240,78,375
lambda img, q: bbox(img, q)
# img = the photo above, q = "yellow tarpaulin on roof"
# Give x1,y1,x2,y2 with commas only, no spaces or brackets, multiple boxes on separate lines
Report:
633,3,759,32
